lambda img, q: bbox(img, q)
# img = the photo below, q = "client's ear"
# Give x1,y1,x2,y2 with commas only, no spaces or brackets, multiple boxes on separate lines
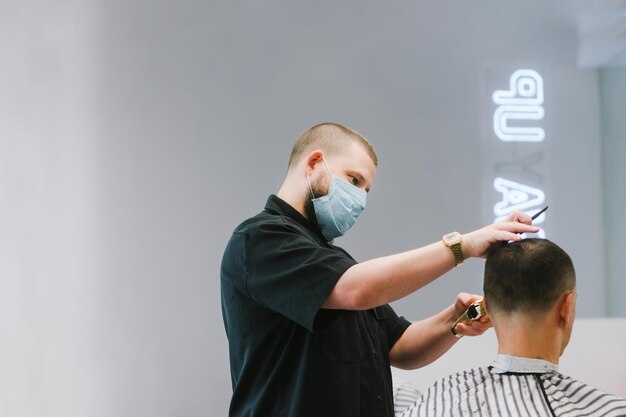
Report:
559,292,575,328
482,297,490,317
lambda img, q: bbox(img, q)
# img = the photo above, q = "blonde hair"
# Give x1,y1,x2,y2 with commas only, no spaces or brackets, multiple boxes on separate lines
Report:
287,122,378,169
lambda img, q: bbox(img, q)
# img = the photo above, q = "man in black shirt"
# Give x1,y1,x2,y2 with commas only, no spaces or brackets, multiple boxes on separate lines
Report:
221,122,538,417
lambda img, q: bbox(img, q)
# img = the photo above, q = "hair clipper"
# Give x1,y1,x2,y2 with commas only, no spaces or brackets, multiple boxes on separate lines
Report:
451,299,485,337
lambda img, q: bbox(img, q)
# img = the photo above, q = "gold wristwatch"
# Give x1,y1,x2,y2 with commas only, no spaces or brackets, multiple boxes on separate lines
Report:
443,231,464,267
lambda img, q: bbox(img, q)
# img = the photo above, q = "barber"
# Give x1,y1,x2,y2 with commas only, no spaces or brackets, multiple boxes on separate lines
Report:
220,122,538,417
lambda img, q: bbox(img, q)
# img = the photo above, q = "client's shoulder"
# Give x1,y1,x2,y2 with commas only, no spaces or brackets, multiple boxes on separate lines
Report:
397,367,494,417
425,366,494,393
542,372,626,416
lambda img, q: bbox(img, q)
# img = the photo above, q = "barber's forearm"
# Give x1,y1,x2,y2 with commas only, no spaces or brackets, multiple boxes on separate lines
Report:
389,304,459,370
321,212,539,311
322,241,457,310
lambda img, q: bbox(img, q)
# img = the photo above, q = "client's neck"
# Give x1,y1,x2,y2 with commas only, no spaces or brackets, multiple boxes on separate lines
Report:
493,313,563,365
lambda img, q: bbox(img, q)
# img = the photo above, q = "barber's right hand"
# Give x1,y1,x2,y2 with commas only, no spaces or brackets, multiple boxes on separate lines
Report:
461,210,539,259
451,292,492,338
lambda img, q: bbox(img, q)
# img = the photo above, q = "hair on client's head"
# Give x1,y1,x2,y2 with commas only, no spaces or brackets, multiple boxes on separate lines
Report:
484,238,576,316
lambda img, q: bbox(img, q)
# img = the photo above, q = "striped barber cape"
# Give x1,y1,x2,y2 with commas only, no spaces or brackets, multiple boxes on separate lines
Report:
400,355,626,417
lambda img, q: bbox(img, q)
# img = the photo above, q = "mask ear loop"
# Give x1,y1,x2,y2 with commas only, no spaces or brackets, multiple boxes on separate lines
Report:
306,173,316,199
321,156,333,177
307,156,333,199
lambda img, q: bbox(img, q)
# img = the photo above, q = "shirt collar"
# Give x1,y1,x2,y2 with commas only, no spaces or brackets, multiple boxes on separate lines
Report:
264,194,325,240
490,354,558,374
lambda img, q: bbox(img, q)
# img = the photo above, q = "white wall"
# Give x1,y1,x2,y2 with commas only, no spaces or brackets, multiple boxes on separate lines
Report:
600,69,626,317
0,1,103,416
1,1,621,416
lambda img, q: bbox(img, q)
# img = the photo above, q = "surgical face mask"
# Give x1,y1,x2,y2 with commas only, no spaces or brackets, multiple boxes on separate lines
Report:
307,158,367,241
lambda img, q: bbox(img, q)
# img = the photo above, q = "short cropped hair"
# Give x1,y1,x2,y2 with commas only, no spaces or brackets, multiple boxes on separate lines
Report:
287,122,378,169
484,239,576,314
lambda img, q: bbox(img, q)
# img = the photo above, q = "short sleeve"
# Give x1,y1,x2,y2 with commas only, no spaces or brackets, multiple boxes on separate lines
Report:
373,304,411,349
244,218,357,332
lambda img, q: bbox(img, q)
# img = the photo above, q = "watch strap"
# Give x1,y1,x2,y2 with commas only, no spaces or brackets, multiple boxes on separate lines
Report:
450,243,464,266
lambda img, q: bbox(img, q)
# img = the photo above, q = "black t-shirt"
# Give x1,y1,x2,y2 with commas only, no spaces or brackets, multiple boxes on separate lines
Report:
221,195,411,417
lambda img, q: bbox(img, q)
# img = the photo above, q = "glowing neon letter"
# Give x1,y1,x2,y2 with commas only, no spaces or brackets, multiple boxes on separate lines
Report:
493,177,545,217
492,69,545,142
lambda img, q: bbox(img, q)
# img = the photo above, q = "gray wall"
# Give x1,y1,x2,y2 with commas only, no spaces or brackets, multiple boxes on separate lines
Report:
1,1,623,416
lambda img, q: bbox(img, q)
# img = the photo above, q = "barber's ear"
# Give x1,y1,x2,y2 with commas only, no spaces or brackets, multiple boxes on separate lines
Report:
559,292,575,328
305,150,324,174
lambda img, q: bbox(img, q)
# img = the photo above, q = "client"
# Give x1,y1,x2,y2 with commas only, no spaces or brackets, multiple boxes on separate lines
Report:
401,238,626,417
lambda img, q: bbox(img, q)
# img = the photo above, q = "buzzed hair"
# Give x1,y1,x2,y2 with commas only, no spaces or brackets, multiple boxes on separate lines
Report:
287,122,378,170
484,238,576,315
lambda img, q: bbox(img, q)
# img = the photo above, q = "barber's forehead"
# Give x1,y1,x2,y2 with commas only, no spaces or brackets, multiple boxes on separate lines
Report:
330,146,374,166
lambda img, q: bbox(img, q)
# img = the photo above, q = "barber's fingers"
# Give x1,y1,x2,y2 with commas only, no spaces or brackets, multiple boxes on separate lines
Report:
454,292,480,311
501,210,533,225
487,221,539,242
453,320,492,337
495,221,539,235
463,222,539,258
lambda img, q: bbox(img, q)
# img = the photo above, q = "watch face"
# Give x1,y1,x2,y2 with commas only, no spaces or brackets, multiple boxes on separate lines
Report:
444,232,461,244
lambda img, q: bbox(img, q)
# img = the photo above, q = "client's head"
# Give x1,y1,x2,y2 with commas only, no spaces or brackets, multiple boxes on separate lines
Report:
483,238,577,361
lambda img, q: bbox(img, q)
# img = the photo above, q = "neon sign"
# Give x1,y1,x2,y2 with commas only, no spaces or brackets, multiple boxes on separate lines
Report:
491,69,547,238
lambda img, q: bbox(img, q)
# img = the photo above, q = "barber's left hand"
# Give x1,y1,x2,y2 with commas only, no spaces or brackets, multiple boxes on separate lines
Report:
462,210,538,259
452,292,492,337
